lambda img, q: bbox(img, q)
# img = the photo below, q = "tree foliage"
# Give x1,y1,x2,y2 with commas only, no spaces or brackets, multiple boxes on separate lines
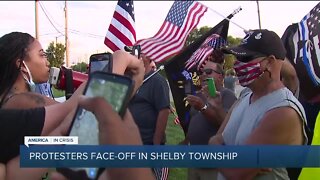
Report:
185,26,211,46
224,36,242,70
71,62,88,73
46,42,66,68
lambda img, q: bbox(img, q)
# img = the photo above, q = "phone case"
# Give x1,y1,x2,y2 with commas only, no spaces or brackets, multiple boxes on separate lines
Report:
89,53,113,74
207,78,216,97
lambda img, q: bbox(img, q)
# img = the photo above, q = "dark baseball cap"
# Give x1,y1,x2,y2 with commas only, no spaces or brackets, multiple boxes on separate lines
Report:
222,29,286,62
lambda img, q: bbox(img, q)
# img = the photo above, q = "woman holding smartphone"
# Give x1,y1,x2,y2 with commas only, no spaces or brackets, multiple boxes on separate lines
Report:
0,45,144,179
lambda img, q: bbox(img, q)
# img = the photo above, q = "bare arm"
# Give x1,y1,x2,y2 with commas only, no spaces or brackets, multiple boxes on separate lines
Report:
218,107,304,179
112,50,144,95
153,108,170,145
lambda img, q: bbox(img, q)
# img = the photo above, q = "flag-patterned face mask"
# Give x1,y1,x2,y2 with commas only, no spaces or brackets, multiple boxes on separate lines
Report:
233,60,264,87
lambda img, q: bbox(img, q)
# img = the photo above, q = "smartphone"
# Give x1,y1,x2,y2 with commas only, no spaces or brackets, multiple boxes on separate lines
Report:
89,53,113,74
206,78,216,97
184,80,193,95
131,45,141,59
124,45,141,59
67,71,133,179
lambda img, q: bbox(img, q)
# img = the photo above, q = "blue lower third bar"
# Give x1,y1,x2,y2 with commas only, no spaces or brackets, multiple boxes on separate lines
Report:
20,145,320,168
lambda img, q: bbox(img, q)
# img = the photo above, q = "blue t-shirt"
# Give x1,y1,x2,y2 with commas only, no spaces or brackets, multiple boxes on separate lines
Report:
35,83,53,98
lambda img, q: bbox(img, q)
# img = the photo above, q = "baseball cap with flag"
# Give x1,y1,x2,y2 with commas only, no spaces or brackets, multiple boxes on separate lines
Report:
222,29,287,62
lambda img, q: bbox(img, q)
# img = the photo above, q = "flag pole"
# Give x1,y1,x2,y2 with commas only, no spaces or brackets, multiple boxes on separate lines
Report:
256,0,262,29
199,3,247,32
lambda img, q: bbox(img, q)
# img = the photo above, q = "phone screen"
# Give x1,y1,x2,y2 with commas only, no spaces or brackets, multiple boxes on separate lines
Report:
89,53,112,73
68,72,132,179
90,60,110,73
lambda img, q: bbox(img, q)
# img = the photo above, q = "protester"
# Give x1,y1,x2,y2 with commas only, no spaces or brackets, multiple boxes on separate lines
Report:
0,32,57,108
209,29,308,180
1,49,145,180
35,82,54,98
183,60,237,180
128,54,170,180
223,69,237,94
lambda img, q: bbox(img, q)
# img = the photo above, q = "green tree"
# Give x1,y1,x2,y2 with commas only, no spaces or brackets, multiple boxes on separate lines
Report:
224,36,242,70
71,62,88,73
185,26,211,46
46,42,66,67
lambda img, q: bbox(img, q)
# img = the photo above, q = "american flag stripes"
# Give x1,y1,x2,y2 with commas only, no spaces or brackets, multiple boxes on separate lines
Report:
104,0,136,52
185,34,227,70
136,1,207,63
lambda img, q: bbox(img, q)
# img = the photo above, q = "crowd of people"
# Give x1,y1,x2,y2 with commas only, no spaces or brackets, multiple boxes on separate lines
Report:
0,28,319,180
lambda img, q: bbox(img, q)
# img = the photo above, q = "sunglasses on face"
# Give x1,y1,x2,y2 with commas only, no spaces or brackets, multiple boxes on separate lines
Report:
202,68,222,75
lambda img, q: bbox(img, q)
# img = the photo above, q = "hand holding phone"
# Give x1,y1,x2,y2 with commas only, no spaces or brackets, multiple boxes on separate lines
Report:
206,78,216,97
67,71,133,179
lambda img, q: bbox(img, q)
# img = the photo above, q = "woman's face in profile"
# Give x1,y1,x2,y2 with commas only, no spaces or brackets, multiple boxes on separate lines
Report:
24,40,50,83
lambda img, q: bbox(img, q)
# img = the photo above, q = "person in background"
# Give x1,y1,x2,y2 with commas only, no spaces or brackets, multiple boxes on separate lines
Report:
35,82,54,98
183,59,237,180
128,54,170,180
223,69,237,94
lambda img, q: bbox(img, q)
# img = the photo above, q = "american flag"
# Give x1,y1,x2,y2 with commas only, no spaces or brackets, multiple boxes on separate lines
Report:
295,2,320,86
104,0,136,52
185,34,227,70
136,1,207,63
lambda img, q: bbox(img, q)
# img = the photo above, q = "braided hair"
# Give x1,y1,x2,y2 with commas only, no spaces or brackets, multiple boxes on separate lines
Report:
0,32,35,106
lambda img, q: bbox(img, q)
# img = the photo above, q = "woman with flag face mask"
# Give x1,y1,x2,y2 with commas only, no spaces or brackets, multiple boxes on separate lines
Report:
208,29,308,180
0,32,54,108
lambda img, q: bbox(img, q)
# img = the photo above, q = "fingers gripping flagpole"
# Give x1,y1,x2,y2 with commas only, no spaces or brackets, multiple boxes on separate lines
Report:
199,3,248,33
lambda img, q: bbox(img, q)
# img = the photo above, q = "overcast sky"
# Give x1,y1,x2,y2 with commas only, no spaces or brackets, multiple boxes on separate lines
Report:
0,1,318,65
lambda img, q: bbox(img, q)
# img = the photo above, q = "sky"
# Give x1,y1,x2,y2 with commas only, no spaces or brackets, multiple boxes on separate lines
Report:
0,1,318,66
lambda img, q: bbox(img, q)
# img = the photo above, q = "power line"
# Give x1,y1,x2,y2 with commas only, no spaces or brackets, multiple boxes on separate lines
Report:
40,1,64,28
38,1,64,36
38,2,104,39
39,32,63,36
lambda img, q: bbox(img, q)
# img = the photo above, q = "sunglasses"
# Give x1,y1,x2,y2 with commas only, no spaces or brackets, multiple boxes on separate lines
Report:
202,68,222,75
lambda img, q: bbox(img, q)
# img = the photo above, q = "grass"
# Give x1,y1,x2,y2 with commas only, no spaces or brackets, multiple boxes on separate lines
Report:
51,87,65,98
165,114,188,180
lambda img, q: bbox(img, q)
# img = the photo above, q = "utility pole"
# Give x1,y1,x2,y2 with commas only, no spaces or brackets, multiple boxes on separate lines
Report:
64,1,69,67
256,0,262,29
35,0,39,39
